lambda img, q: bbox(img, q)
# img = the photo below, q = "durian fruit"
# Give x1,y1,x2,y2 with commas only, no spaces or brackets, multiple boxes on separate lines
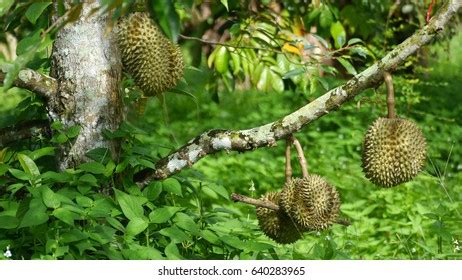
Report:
256,192,303,244
280,176,340,231
116,12,184,96
362,117,427,187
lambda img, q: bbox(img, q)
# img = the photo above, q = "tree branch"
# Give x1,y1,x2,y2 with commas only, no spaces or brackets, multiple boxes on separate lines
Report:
0,69,57,99
0,120,51,147
134,0,461,186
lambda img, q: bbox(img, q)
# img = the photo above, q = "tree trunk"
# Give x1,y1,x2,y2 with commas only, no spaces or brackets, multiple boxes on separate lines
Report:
49,1,123,170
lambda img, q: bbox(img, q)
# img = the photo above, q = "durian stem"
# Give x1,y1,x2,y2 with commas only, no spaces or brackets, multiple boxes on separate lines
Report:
292,136,309,178
230,193,280,211
285,138,293,182
384,71,396,119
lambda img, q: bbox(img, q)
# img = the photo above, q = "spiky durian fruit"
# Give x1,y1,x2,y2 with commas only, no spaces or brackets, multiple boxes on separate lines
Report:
256,192,303,244
116,12,184,96
362,117,427,188
280,176,340,231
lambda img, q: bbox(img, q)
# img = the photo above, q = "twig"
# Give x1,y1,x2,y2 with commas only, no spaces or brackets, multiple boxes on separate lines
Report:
0,69,57,99
292,136,309,178
0,120,51,147
231,193,351,226
230,193,279,211
285,137,292,183
383,71,396,118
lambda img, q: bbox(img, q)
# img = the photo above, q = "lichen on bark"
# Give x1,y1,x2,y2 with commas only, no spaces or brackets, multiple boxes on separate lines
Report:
49,1,123,170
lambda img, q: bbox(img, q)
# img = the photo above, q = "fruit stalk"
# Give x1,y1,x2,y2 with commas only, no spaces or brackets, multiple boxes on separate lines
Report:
384,71,396,119
291,136,309,178
285,138,293,183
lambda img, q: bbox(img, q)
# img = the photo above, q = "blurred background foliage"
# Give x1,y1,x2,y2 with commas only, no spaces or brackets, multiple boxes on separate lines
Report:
0,0,461,259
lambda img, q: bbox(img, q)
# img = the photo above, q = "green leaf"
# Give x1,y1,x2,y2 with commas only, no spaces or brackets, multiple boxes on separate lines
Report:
162,178,182,196
330,21,346,49
149,207,182,223
66,125,81,138
219,235,246,249
347,38,363,45
29,147,55,160
220,0,229,11
151,0,180,41
25,2,52,24
9,168,29,180
78,162,106,174
41,171,73,183
114,189,145,221
256,67,270,91
214,46,230,74
204,184,229,200
61,229,88,243
0,163,9,176
337,57,358,75
51,133,68,144
282,67,305,79
86,148,111,164
165,242,182,260
144,181,162,201
17,153,40,178
319,8,333,29
0,0,14,16
200,230,220,244
270,70,284,93
106,217,125,232
159,226,189,244
350,46,374,59
53,208,78,226
126,218,149,236
18,198,48,228
0,215,19,229
78,173,98,186
123,244,164,260
16,31,42,56
173,212,199,234
75,195,93,208
41,186,61,209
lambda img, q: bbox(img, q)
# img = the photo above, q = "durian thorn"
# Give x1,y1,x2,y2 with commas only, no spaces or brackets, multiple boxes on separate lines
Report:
285,138,293,183
384,71,396,119
231,193,280,211
292,136,309,178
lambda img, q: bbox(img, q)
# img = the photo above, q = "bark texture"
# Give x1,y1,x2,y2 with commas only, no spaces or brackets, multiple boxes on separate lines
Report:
135,0,461,186
49,1,122,170
0,69,57,99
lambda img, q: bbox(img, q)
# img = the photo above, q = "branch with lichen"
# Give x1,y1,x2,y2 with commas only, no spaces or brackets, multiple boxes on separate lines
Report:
132,0,460,186
0,69,57,99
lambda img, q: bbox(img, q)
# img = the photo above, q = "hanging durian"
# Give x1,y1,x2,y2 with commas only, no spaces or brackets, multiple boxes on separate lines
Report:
116,12,184,96
277,137,341,233
281,176,340,231
255,192,303,244
362,72,426,187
